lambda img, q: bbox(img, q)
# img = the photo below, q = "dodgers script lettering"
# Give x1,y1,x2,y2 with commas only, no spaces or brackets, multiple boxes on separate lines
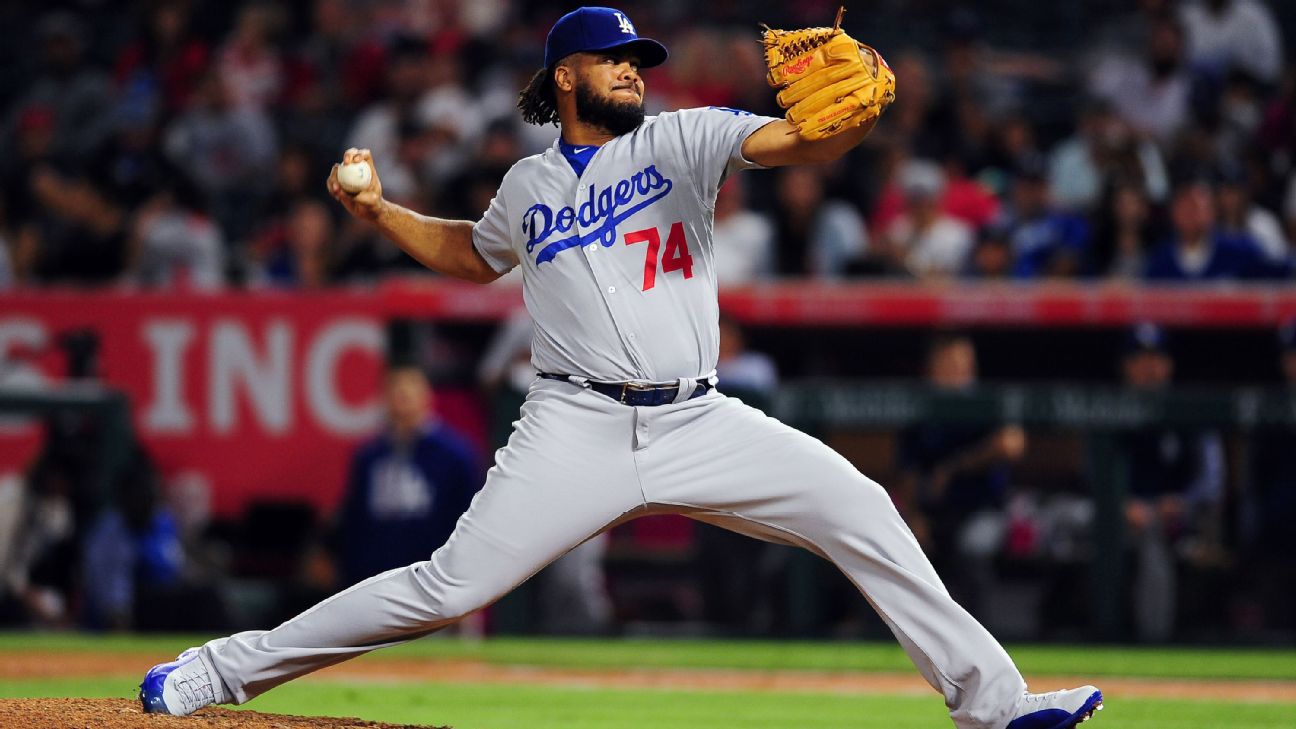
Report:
522,165,674,264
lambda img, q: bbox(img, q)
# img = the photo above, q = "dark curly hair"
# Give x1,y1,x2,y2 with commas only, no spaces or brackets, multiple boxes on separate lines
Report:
518,67,559,126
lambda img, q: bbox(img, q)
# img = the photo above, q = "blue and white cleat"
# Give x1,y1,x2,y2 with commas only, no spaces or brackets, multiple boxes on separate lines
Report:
1006,685,1103,729
139,647,224,715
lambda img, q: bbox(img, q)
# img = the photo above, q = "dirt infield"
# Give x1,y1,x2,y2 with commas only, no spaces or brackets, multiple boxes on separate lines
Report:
0,698,448,729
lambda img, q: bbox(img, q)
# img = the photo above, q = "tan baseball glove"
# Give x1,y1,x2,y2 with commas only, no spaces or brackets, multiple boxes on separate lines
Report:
762,7,896,141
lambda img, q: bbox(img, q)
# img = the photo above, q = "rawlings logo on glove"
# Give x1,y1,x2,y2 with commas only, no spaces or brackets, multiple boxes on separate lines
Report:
782,56,815,76
762,7,896,141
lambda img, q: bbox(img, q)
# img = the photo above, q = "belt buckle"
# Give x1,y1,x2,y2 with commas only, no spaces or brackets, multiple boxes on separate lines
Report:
621,382,650,404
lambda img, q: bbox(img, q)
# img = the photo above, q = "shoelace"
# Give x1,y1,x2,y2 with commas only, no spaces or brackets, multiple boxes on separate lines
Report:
1016,690,1063,713
173,663,216,713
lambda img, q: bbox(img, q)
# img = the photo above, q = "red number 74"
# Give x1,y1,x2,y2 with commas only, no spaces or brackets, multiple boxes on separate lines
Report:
623,222,694,291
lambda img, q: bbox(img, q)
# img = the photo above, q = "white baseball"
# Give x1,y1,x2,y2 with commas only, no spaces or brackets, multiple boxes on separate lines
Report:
337,162,373,194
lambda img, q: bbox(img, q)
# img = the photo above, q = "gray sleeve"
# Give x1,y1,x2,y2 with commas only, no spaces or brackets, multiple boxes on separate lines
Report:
471,189,519,274
672,107,781,201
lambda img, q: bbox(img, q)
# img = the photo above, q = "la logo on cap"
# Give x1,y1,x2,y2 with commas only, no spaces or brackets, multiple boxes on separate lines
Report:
615,11,634,34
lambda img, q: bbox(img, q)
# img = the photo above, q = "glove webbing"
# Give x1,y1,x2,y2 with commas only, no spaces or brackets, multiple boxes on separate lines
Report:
760,6,846,70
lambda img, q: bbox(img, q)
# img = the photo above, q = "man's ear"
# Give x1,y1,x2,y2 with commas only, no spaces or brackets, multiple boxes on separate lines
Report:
554,63,574,93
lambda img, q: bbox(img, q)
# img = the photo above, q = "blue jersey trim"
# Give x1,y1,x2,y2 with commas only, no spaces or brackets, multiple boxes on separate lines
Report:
558,139,599,178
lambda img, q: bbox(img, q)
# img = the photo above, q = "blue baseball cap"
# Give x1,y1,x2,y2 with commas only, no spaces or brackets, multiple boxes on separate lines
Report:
544,7,668,69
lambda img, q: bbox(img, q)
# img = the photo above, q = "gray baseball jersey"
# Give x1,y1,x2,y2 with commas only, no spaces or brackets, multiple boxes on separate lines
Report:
472,108,778,382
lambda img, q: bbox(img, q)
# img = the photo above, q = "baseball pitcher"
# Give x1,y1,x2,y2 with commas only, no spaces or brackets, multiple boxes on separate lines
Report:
140,8,1102,729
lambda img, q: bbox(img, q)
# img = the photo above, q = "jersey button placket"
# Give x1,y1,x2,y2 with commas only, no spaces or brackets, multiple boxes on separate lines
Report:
574,164,647,376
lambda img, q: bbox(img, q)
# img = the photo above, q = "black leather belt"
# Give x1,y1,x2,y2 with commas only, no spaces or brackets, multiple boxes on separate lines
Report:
539,373,712,406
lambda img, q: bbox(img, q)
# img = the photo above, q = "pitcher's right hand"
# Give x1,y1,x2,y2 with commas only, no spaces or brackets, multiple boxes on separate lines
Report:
327,148,384,222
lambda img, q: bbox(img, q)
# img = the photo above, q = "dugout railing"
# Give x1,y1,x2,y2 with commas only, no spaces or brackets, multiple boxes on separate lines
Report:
0,385,135,517
773,382,1296,640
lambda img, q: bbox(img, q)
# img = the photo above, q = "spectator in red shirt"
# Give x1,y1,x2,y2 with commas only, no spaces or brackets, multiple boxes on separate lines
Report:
872,151,1000,235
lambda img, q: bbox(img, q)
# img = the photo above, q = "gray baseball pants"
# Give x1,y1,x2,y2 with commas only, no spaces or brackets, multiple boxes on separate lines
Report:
201,378,1026,728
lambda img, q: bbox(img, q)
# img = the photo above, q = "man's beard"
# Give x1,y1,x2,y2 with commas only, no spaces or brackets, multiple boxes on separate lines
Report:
574,79,645,136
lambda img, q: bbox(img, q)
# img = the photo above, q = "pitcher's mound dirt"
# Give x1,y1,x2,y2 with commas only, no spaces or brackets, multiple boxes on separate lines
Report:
0,698,449,729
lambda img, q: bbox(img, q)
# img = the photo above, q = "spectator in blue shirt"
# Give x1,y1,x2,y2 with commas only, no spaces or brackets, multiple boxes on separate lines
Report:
895,334,1027,619
1142,179,1285,281
337,363,482,587
1000,155,1091,278
1117,323,1225,641
82,444,184,629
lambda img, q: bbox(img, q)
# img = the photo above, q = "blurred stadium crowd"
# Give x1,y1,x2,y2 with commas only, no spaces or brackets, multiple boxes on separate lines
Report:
3,0,1296,644
0,0,1294,288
